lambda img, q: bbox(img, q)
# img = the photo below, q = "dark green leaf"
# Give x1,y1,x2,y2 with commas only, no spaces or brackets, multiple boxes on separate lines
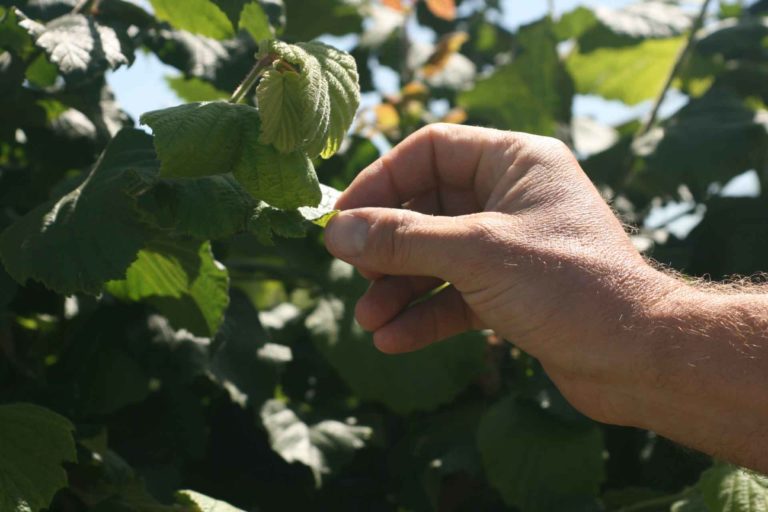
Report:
633,90,768,199
136,174,257,240
0,403,76,512
282,0,361,41
0,129,158,294
458,19,572,135
307,262,487,414
477,396,605,511
210,289,289,406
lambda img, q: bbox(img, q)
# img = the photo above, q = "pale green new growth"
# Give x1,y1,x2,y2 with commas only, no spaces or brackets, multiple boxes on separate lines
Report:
256,40,360,158
0,404,76,512
700,464,768,512
298,183,342,227
141,101,321,209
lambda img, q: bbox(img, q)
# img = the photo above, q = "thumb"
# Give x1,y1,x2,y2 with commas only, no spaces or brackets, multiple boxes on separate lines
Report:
324,208,479,283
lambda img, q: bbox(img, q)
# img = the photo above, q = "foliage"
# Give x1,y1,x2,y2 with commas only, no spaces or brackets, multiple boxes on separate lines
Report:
0,0,767,511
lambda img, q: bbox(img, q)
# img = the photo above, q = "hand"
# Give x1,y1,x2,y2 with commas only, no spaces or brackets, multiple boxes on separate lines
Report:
324,124,681,425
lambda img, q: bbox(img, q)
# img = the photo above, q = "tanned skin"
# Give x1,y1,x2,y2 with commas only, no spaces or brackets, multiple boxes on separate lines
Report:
323,124,768,472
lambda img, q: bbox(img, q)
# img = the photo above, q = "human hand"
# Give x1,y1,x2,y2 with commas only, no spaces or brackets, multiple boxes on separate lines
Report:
324,124,681,425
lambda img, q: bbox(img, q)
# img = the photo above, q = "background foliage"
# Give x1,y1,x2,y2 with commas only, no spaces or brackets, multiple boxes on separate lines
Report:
1,0,768,511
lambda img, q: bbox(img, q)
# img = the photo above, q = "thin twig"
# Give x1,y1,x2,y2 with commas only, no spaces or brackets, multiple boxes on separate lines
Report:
638,0,714,136
229,54,276,104
71,0,89,13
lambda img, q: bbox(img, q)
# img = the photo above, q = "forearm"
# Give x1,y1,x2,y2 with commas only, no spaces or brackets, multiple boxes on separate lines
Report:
632,283,768,471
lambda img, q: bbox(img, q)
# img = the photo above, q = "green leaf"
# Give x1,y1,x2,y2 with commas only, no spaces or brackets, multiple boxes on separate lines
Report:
211,289,289,407
257,40,360,158
567,37,684,105
477,395,605,511
0,129,158,295
176,490,247,512
141,101,321,209
554,7,598,41
700,464,768,512
16,11,128,78
25,52,58,87
0,403,76,512
458,19,572,135
106,239,230,337
240,2,273,41
232,136,321,209
282,0,360,41
307,262,487,414
298,183,341,227
136,174,257,240
166,75,229,102
149,0,233,39
141,101,259,179
260,399,372,487
633,90,768,199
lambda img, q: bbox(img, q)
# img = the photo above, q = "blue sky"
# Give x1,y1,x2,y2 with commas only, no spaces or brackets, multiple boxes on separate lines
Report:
109,0,639,123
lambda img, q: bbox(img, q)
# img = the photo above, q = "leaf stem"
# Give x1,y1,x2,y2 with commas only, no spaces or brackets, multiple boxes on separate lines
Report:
638,0,713,136
71,0,89,13
615,486,695,512
229,54,277,104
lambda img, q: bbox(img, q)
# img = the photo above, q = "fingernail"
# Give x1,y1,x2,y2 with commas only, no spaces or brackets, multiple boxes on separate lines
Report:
326,214,369,258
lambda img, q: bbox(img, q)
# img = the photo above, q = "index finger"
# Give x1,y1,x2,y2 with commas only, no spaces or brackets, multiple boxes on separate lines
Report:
335,124,517,210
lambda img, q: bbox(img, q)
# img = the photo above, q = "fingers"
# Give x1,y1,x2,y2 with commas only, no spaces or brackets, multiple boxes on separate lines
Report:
355,275,443,331
335,124,518,212
324,208,480,284
373,286,480,354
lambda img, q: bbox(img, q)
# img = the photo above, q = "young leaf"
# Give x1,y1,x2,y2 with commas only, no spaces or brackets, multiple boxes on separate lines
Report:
699,464,768,511
0,404,76,512
0,129,159,295
257,40,360,158
233,131,321,209
141,101,259,179
298,183,341,227
106,239,230,337
477,396,605,511
141,101,321,209
260,399,372,487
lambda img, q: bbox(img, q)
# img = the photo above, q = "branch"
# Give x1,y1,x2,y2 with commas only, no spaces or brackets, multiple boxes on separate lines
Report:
229,54,277,104
638,0,714,136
